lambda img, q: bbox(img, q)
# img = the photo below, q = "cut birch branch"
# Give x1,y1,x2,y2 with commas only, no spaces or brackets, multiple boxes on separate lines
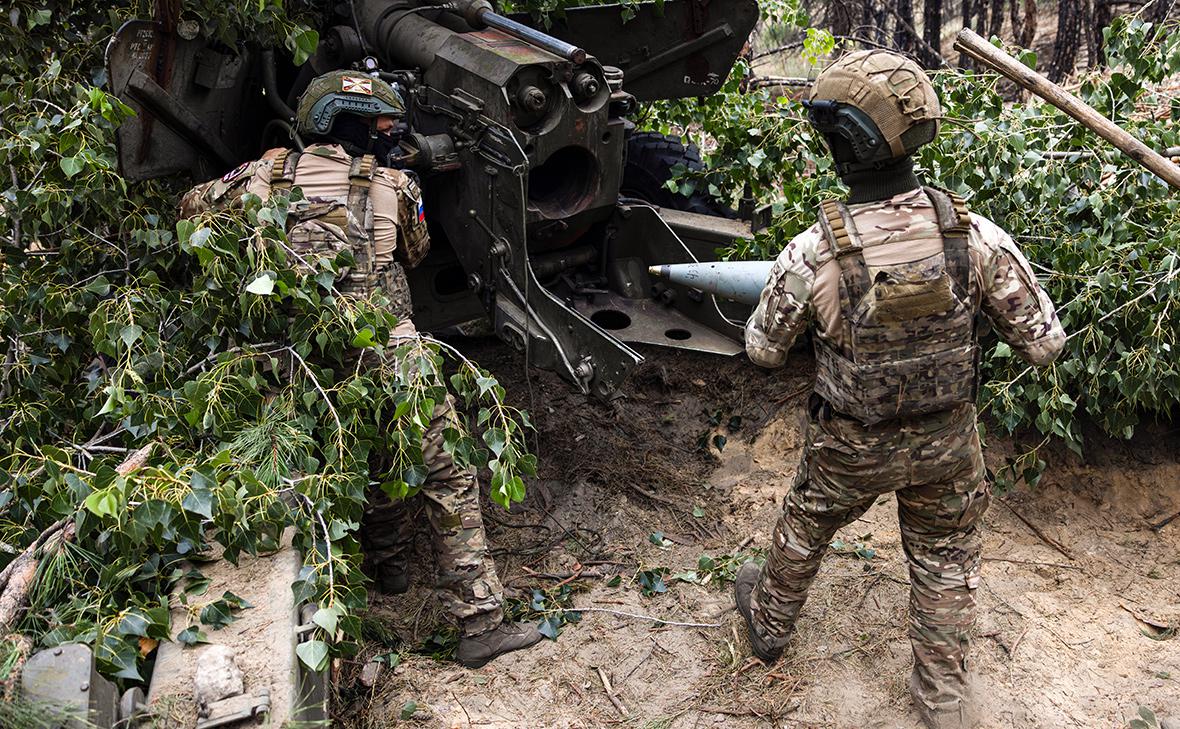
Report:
0,521,75,632
953,28,1180,190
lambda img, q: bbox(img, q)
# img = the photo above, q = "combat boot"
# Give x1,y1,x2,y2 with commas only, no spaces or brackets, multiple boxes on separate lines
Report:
456,622,543,668
734,561,783,663
910,669,978,729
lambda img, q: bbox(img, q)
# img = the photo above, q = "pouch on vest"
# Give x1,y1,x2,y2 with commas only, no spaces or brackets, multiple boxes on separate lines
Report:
812,188,979,425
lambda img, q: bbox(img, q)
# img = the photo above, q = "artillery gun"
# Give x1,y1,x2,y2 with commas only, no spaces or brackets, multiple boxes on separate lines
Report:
13,4,770,727
106,0,760,399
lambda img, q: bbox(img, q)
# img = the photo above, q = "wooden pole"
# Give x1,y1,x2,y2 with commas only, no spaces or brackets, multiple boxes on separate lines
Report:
953,28,1180,191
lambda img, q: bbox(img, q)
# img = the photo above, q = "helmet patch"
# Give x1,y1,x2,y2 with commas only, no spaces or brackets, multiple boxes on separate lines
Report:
341,76,373,95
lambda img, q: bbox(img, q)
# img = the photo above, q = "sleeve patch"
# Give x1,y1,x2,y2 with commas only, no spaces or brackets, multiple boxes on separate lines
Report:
221,161,251,183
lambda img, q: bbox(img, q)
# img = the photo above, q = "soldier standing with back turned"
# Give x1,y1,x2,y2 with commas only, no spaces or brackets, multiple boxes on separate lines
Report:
733,51,1066,728
180,70,542,668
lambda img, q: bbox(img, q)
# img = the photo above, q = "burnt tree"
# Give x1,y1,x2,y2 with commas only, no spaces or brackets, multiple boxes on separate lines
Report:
896,0,917,51
921,0,943,66
828,0,854,36
961,0,976,67
1048,0,1083,82
1009,0,1036,47
988,0,1005,36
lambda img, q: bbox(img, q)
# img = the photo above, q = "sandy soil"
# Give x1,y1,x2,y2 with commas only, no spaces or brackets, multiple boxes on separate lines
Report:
337,343,1180,729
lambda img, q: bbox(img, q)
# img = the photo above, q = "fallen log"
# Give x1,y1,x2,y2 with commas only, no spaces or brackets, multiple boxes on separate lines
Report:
0,521,75,632
953,28,1180,191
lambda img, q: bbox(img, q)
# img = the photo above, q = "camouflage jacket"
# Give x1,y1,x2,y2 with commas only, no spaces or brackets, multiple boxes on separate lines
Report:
179,144,430,316
745,188,1066,372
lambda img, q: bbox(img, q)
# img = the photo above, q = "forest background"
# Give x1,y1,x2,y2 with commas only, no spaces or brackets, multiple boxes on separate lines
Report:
0,0,1177,702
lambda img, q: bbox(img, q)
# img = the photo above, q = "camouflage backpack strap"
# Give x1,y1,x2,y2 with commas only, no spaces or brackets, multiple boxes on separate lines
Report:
269,149,301,194
346,154,378,291
817,199,871,313
924,186,972,299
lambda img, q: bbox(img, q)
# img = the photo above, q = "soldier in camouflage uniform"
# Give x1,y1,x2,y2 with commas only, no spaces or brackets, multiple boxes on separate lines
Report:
180,70,542,668
733,51,1066,728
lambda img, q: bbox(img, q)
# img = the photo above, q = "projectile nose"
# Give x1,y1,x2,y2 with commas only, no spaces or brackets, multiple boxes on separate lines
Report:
648,265,668,278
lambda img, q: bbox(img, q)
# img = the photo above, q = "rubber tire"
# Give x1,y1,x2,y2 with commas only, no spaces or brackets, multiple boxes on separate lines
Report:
621,131,737,218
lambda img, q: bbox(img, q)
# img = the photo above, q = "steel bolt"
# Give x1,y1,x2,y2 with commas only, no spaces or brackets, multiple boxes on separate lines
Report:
572,72,600,99
517,86,547,112
80,682,89,692
53,648,63,656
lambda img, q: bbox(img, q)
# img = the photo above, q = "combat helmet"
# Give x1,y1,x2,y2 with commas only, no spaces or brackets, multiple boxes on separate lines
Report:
804,50,940,174
295,70,406,153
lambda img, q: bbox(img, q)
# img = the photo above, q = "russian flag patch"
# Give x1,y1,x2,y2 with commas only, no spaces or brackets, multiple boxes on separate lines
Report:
416,201,426,223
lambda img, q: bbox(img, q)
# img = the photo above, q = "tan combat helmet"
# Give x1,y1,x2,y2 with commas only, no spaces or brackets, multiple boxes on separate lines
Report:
804,50,941,171
295,70,406,138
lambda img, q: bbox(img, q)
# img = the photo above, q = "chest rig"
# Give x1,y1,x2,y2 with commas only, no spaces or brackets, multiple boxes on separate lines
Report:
270,148,412,318
813,188,978,425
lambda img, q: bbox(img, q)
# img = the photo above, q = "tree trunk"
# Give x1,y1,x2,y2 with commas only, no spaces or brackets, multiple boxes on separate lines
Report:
873,0,889,42
1145,0,1170,24
1093,0,1112,65
1048,0,1082,82
921,0,943,67
1019,0,1037,47
1082,0,1096,68
897,0,917,51
988,0,1005,37
960,0,975,67
829,0,853,36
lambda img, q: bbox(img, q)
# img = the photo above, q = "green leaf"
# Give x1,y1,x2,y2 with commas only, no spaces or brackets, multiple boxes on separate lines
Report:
116,611,151,637
538,617,562,640
176,626,208,645
182,486,215,520
246,273,276,296
692,505,705,518
83,489,119,518
297,640,330,672
58,156,83,178
351,326,377,348
176,219,195,244
198,603,232,629
312,606,340,635
120,324,143,347
85,275,111,296
399,700,418,720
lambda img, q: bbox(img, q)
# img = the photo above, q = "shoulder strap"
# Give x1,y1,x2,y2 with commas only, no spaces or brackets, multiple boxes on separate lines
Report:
924,186,972,298
347,154,377,222
817,199,871,311
347,154,378,277
270,149,301,193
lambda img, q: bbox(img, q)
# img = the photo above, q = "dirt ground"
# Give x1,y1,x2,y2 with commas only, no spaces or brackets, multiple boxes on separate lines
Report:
337,341,1180,729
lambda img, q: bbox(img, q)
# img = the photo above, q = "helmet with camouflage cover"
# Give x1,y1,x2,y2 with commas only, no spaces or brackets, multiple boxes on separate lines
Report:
295,70,406,138
803,50,940,174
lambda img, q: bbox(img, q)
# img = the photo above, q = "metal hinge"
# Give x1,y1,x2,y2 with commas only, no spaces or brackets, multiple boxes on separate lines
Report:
197,688,271,729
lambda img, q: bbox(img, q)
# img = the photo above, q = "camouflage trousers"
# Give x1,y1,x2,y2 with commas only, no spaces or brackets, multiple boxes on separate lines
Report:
750,397,989,723
360,397,506,639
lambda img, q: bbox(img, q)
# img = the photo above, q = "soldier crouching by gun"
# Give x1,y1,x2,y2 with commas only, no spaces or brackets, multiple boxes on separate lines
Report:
732,52,1066,728
179,71,542,668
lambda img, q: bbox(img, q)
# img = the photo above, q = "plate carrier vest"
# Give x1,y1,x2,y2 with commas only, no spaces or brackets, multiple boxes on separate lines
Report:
269,148,417,319
813,187,979,425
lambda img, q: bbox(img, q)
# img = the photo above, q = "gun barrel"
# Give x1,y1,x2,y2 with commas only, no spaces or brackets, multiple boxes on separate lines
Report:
477,9,587,64
648,261,774,306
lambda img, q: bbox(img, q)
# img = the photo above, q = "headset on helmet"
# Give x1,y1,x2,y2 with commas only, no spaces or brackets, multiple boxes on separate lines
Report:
295,70,406,158
803,50,941,175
